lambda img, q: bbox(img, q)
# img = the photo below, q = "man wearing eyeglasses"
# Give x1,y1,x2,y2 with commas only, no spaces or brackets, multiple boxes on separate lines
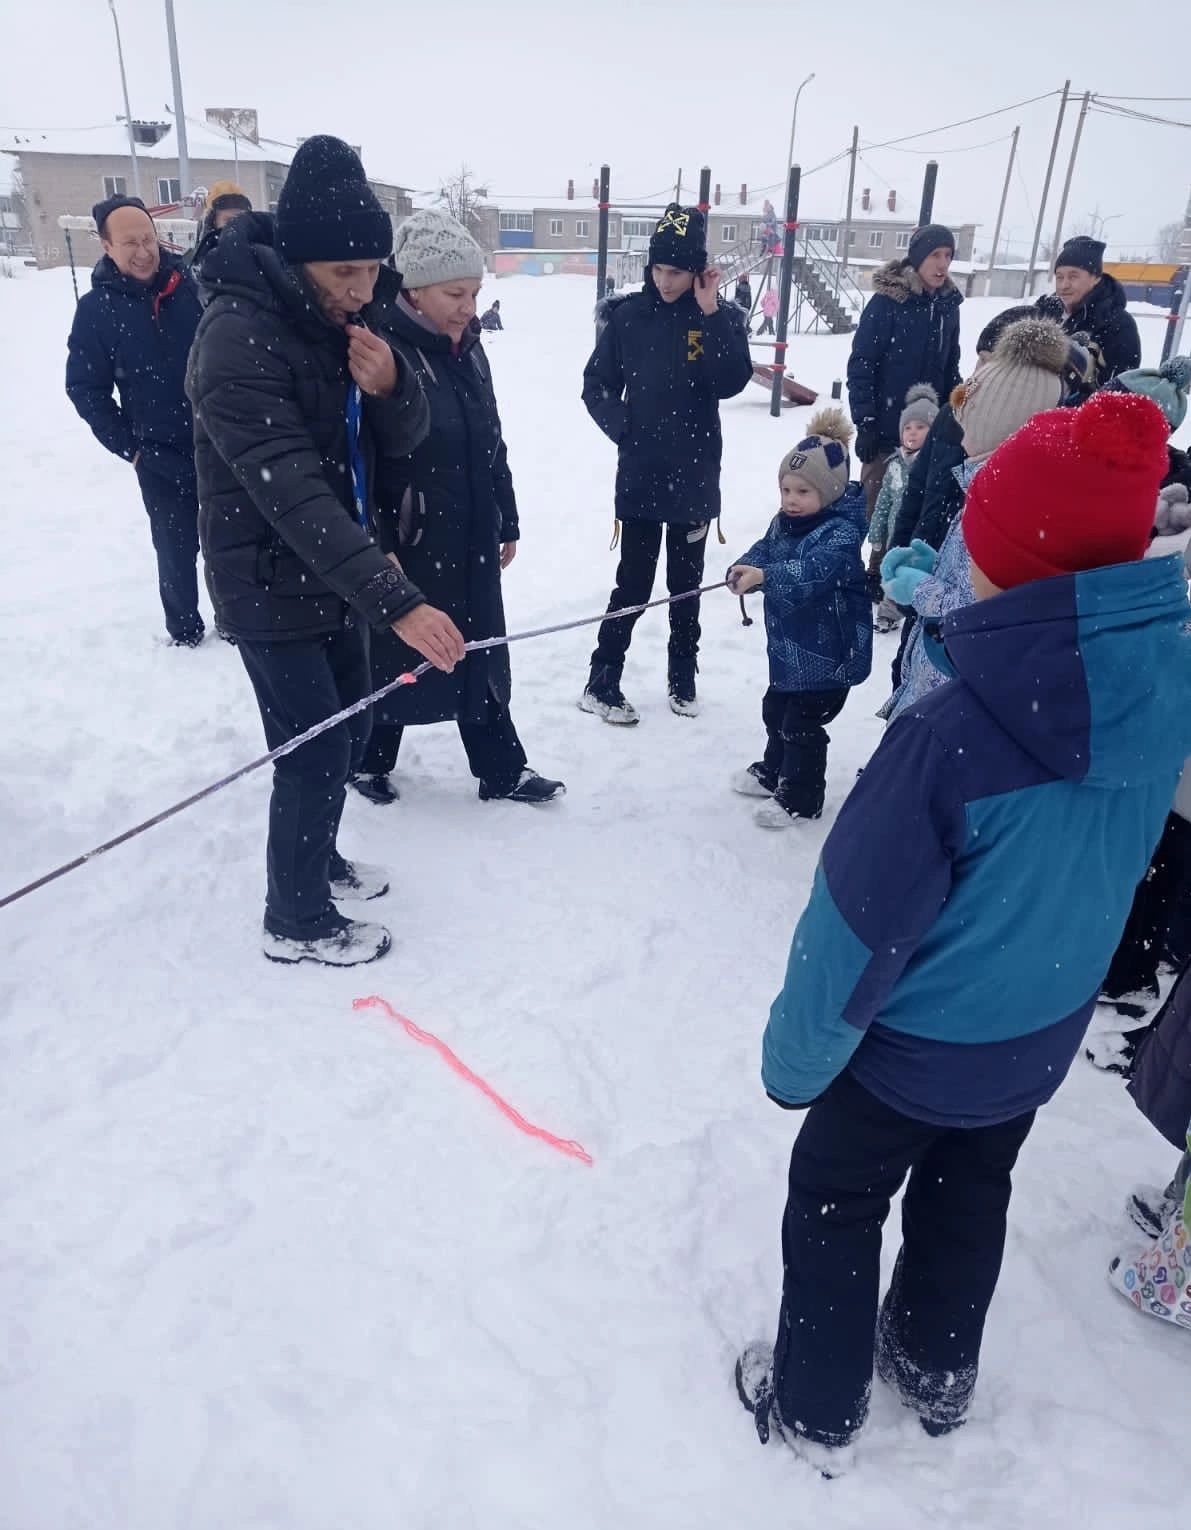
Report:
66,194,206,646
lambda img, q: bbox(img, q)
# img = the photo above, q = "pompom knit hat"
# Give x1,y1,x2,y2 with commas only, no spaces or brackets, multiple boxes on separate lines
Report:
276,136,392,264
899,384,940,435
963,391,1170,591
391,207,485,288
778,408,854,507
953,317,1086,462
648,203,709,274
1103,356,1191,434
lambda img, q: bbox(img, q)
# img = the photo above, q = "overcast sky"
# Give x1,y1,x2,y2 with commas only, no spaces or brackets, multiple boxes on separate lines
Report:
3,0,1188,257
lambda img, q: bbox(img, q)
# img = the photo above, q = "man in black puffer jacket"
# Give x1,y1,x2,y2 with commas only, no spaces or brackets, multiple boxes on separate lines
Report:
1036,236,1141,397
580,203,752,722
187,136,464,969
846,225,963,522
66,195,205,645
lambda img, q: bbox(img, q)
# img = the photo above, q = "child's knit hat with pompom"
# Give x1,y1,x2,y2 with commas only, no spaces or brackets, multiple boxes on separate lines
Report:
778,407,854,507
963,391,1170,590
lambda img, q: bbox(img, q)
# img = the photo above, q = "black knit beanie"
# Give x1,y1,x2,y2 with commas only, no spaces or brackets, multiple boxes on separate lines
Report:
1054,235,1105,276
92,194,150,239
907,223,956,271
648,203,708,273
276,136,392,264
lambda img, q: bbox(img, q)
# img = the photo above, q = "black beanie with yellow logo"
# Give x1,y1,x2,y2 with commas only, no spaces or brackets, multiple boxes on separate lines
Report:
648,203,708,273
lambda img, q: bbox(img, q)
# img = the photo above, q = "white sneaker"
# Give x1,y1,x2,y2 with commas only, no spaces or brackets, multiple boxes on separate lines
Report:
731,766,774,798
578,689,640,726
329,860,390,902
669,694,700,718
263,918,392,967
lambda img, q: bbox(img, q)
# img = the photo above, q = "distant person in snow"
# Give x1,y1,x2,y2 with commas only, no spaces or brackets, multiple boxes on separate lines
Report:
65,194,205,646
866,384,938,632
580,202,753,723
480,299,503,331
846,223,963,523
760,199,780,255
726,411,872,829
737,390,1190,1469
756,287,778,336
1036,236,1141,396
734,276,753,330
188,181,253,280
358,209,564,809
187,136,463,969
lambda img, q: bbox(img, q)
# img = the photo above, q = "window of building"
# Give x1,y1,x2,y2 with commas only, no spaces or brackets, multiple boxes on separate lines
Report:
102,176,127,199
721,223,738,243
895,231,911,250
848,230,857,247
868,230,884,249
548,218,564,237
157,177,182,205
575,219,590,237
622,218,653,237
498,212,533,232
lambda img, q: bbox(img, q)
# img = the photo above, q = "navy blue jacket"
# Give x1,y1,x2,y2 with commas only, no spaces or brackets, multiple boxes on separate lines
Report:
1036,273,1140,394
847,261,963,454
582,277,753,525
763,556,1191,1127
65,250,202,479
735,483,873,692
890,403,967,551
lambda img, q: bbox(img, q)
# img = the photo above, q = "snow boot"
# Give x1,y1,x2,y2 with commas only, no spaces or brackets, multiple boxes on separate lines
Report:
755,799,822,831
875,1302,969,1440
1127,1184,1181,1239
731,764,775,798
479,768,566,804
350,772,400,806
667,654,699,718
735,1342,852,1477
1099,980,1160,1021
874,597,902,634
262,915,392,967
579,665,639,726
1109,1192,1191,1327
329,859,390,902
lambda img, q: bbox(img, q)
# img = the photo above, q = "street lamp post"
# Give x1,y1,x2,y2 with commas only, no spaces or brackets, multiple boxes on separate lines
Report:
786,73,816,177
106,0,141,199
163,0,190,201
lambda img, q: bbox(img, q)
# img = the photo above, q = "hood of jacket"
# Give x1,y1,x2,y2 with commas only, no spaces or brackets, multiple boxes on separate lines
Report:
941,555,1191,789
195,210,400,338
871,258,963,307
90,247,188,299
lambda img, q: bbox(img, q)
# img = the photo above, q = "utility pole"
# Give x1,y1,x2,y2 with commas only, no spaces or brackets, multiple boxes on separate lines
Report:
985,126,1019,296
595,164,610,308
106,0,141,199
837,124,859,298
164,0,190,200
918,161,938,227
771,165,802,419
1051,90,1091,264
1023,80,1070,298
675,168,683,202
786,73,815,178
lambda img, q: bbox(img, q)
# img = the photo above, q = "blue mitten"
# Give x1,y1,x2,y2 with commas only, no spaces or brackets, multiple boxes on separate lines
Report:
884,563,929,606
880,538,937,584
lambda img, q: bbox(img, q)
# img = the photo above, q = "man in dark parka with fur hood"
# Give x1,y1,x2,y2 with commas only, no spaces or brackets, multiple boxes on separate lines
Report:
846,224,963,518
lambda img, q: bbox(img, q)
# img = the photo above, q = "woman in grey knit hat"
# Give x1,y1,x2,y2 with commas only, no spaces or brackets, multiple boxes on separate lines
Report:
355,208,565,807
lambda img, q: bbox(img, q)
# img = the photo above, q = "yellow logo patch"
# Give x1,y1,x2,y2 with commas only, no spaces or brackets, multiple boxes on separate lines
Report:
687,329,704,362
657,208,690,238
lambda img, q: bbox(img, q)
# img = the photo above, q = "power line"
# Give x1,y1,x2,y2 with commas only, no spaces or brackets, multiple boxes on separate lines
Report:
1095,94,1191,103
860,89,1062,153
1091,100,1191,130
864,132,1014,157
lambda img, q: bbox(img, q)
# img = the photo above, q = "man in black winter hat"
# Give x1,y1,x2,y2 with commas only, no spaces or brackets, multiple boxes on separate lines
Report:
1036,235,1140,392
66,194,206,645
187,135,465,968
580,202,752,723
846,222,963,525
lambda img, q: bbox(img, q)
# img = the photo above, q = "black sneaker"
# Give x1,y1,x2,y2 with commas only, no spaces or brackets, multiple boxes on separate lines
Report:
479,768,566,804
263,914,391,967
350,772,400,806
169,629,205,648
579,665,639,726
668,656,699,718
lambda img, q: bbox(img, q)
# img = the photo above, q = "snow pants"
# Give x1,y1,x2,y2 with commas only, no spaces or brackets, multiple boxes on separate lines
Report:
758,685,849,818
362,692,528,796
590,519,708,678
135,460,202,643
1104,811,1191,999
773,1070,1035,1447
238,624,372,940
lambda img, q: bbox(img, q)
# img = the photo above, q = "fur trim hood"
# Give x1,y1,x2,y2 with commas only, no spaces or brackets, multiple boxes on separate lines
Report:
871,258,962,305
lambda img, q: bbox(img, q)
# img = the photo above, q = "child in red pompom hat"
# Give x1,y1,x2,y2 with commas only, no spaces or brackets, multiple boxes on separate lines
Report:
736,388,1191,1467
962,391,1169,596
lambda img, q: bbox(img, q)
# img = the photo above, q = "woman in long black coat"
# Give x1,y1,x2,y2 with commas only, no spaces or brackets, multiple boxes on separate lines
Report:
356,208,564,807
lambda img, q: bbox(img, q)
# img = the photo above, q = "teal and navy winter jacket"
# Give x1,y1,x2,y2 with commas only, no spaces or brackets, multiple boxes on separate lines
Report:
763,556,1191,1127
735,483,873,692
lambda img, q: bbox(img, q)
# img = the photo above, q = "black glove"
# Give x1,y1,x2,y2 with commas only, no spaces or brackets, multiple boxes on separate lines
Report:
855,420,881,465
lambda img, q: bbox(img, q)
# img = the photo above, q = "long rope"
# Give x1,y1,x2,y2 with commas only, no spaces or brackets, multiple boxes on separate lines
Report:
0,581,728,912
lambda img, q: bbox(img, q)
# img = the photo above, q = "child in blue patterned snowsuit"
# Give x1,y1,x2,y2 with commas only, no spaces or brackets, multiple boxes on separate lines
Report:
728,410,873,829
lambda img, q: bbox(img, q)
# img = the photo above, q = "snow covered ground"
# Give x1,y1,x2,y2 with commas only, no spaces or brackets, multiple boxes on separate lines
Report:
1,266,1186,1529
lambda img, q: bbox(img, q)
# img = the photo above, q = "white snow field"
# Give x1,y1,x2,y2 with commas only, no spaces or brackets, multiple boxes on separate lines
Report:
1,265,1186,1529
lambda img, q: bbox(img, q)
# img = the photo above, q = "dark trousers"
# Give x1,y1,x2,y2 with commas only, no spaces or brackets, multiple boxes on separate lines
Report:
891,611,917,693
774,1071,1035,1447
591,519,709,676
238,625,372,940
757,686,848,817
136,465,202,642
757,315,775,336
363,692,528,795
1104,811,1191,997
